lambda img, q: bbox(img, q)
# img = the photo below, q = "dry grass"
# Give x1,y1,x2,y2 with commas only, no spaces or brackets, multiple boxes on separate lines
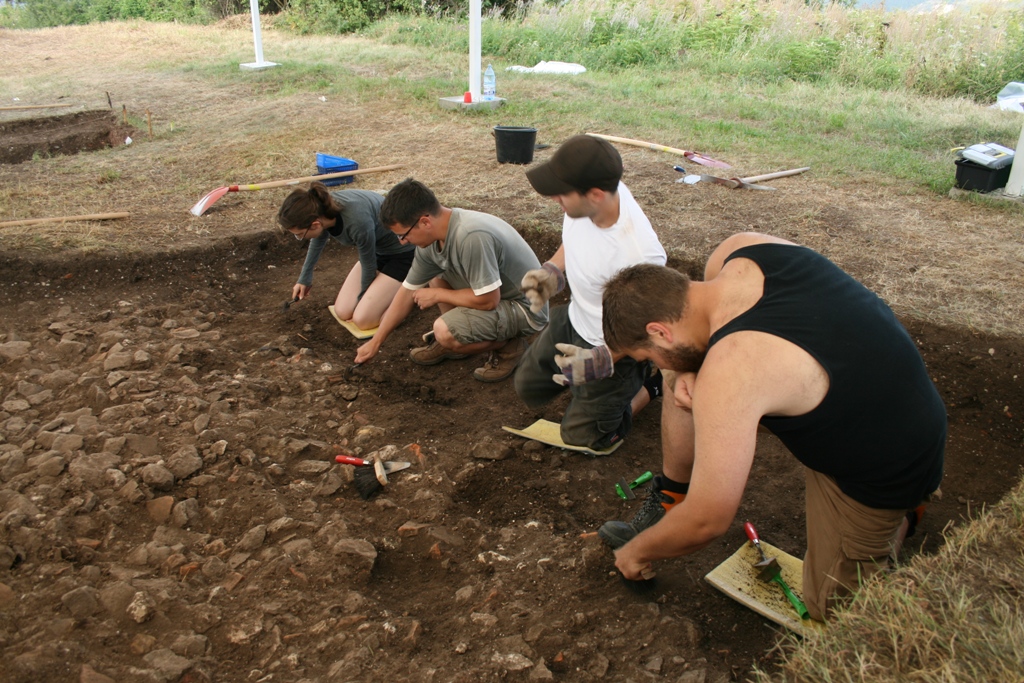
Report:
757,477,1024,683
1,21,1023,338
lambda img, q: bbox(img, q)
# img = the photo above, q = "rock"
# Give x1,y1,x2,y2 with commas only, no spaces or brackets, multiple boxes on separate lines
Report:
127,591,157,623
0,545,19,571
172,328,201,339
61,585,102,619
678,670,707,683
130,633,157,654
142,648,193,681
530,660,555,680
106,371,129,387
69,452,121,487
471,437,513,461
170,498,200,528
32,452,66,477
166,445,202,479
146,496,175,524
103,436,126,455
56,340,87,359
470,612,498,628
80,663,116,683
312,470,344,496
201,556,228,581
126,433,160,457
295,460,332,475
0,341,31,360
0,581,15,609
1,399,29,413
141,463,175,490
98,580,137,616
226,611,263,644
589,652,609,678
678,617,701,648
329,538,377,584
51,434,84,454
234,524,266,551
170,633,208,657
645,656,663,673
492,653,533,671
103,351,133,371
41,369,78,389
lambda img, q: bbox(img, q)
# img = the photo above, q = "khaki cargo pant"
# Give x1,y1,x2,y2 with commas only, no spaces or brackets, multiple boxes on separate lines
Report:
803,469,909,622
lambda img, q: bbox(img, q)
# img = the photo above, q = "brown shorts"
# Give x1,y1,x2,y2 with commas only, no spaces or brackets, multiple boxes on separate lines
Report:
802,469,908,621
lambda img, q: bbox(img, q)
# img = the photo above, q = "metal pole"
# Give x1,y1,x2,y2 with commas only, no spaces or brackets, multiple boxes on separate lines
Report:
241,0,278,70
1004,122,1024,197
469,0,481,101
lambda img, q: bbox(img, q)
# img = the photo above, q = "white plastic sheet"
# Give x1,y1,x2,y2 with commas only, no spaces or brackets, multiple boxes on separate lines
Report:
506,61,587,75
994,82,1024,113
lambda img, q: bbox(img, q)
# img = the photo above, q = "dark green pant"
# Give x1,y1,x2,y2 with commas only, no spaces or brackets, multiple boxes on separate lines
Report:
514,305,648,451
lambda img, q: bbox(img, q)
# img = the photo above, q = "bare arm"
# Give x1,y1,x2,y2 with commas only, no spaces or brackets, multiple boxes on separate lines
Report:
355,286,416,364
703,232,796,280
412,286,501,311
547,244,565,271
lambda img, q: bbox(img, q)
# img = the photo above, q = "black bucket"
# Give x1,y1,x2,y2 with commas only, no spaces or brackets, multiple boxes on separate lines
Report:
494,126,537,164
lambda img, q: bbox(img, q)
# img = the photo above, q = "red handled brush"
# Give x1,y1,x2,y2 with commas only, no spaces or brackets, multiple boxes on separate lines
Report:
335,454,411,499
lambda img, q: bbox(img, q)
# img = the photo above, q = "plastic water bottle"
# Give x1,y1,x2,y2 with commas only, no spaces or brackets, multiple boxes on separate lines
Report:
483,64,496,101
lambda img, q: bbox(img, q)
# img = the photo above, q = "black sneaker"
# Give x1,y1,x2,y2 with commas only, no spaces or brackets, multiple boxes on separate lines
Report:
598,476,686,549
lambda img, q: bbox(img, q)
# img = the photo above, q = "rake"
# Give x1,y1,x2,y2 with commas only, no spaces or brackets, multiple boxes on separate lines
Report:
189,164,406,216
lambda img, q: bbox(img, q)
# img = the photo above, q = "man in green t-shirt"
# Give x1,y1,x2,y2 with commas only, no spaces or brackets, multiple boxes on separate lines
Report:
355,178,548,382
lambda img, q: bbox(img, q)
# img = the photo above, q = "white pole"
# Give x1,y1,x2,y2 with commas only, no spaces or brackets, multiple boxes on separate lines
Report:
469,0,482,101
240,0,278,70
1004,122,1024,197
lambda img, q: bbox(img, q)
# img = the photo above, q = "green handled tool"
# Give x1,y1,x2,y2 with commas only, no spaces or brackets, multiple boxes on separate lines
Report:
615,471,654,500
744,521,810,620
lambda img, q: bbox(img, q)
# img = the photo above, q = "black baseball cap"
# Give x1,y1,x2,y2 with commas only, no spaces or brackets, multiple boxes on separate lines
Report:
526,134,623,196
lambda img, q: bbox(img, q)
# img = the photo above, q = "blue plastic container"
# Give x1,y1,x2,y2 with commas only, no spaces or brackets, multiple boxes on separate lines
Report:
315,153,359,186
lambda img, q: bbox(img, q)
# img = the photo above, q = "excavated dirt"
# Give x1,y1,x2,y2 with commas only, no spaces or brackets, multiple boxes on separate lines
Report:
0,110,134,165
0,229,1021,683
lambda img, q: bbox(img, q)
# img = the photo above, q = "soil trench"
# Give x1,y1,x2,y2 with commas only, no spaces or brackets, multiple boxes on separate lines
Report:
0,111,134,165
0,231,1021,683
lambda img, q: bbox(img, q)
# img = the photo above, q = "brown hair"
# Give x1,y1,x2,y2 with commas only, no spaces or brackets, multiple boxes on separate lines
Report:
602,264,691,353
379,178,441,229
276,182,341,232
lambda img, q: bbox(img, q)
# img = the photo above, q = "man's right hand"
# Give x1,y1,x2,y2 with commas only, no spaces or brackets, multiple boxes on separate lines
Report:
520,262,565,314
292,283,311,300
355,340,379,365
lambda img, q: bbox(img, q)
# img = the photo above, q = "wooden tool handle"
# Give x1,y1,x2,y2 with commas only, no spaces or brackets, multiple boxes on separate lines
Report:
742,167,811,183
0,212,130,229
0,103,73,111
587,133,690,157
235,164,406,191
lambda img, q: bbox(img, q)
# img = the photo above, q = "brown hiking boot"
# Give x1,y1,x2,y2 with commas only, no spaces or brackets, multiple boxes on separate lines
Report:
473,337,528,383
409,341,469,366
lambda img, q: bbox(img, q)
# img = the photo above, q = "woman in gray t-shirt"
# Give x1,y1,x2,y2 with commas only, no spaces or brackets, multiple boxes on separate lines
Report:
277,183,415,330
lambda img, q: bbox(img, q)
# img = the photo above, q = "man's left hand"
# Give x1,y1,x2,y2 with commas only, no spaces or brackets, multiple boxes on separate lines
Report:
553,343,613,386
412,289,441,310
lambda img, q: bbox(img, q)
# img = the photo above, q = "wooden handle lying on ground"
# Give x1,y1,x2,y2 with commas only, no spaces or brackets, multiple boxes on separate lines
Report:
0,103,74,111
0,212,130,228
234,164,407,191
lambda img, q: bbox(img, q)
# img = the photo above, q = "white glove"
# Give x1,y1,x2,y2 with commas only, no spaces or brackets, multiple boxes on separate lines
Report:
553,343,614,386
521,262,565,314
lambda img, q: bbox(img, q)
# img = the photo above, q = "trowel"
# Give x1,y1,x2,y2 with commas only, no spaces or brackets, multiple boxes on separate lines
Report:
744,522,810,620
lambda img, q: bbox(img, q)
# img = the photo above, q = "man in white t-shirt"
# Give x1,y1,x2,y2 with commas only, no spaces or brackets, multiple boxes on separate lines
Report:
514,135,667,451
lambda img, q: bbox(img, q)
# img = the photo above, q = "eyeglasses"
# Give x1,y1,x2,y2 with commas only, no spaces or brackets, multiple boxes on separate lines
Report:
396,216,422,242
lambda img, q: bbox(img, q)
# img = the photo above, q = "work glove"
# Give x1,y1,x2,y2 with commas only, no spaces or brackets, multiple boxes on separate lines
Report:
553,343,613,387
521,262,565,314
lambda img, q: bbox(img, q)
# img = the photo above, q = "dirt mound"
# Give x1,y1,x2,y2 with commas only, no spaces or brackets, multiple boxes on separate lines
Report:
0,231,1020,682
0,110,135,165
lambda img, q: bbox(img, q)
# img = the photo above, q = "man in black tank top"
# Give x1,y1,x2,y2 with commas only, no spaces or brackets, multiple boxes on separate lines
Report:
596,232,945,621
